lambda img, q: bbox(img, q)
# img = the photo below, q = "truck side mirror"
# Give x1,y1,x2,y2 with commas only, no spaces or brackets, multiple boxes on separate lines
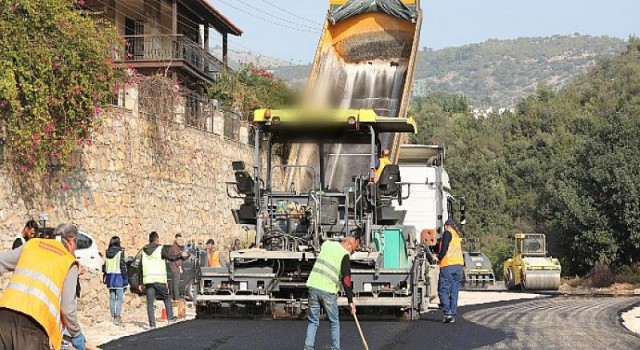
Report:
459,197,466,225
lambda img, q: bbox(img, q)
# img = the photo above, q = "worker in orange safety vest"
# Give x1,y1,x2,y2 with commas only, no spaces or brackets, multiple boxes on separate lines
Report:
374,149,392,182
204,239,224,267
437,219,465,324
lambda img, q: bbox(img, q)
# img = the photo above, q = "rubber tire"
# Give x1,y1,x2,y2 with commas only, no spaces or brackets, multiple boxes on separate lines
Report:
520,273,527,291
505,268,517,291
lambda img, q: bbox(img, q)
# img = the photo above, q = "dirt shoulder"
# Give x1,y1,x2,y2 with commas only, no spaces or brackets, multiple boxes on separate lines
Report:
559,282,640,296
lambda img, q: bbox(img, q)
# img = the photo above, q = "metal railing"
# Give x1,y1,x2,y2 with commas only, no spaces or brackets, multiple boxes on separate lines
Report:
121,34,223,81
182,93,251,146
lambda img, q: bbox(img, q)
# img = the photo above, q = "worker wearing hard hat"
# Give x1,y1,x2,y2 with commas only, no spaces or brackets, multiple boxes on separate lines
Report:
304,237,358,350
374,149,392,182
437,219,465,323
0,223,86,350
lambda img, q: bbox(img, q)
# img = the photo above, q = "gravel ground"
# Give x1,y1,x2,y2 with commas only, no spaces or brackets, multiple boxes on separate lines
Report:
464,296,640,350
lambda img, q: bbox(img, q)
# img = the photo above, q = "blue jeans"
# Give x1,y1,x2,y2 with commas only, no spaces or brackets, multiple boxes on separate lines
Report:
438,265,464,316
109,288,124,318
304,287,340,350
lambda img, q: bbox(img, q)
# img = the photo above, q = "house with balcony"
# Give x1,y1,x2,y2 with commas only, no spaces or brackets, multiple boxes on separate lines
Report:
84,0,242,93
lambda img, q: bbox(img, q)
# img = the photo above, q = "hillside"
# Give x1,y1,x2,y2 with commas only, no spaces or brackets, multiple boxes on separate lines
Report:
271,34,627,106
409,40,640,276
210,45,291,70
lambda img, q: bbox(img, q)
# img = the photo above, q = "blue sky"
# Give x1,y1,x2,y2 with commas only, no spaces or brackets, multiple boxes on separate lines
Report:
209,0,640,64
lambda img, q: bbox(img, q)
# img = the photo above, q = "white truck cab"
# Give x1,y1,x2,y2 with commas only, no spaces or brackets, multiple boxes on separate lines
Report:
393,144,464,243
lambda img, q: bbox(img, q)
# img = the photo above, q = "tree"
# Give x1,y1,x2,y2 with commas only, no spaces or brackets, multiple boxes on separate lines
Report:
410,40,640,276
0,0,122,178
209,64,297,119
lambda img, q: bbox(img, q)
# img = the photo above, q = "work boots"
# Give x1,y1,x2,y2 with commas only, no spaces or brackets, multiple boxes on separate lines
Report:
443,315,455,323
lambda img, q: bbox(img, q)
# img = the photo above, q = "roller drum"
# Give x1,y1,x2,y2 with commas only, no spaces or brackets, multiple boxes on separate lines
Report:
523,270,561,290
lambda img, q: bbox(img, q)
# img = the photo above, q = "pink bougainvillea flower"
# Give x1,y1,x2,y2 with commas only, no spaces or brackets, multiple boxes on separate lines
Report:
63,182,70,191
32,134,42,145
93,107,101,116
43,121,55,134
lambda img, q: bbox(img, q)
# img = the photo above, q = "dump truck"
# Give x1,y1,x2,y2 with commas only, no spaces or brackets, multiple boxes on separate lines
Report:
287,0,422,191
392,145,493,290
503,233,561,291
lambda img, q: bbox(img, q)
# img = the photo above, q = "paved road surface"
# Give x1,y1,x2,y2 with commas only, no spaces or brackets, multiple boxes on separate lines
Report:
102,296,640,350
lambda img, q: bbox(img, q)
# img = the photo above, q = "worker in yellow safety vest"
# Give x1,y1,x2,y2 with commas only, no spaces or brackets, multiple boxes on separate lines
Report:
0,223,86,350
437,219,465,324
374,149,392,182
304,237,358,350
102,235,128,326
140,231,188,329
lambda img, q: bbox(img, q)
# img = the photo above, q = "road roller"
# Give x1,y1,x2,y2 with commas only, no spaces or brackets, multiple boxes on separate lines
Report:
503,233,561,291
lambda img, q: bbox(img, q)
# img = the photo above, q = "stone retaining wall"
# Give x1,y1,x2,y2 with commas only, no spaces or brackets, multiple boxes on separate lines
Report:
0,109,279,255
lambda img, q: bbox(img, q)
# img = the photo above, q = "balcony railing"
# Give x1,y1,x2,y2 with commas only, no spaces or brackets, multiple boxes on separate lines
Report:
121,34,223,81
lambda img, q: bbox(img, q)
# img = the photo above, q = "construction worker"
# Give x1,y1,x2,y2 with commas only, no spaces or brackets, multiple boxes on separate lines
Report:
168,233,185,300
140,231,188,329
304,237,358,350
0,223,86,350
374,148,392,182
437,219,465,323
203,239,224,267
102,236,128,326
11,219,39,249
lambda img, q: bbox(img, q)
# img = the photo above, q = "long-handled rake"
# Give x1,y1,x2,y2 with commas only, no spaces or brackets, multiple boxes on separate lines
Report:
353,313,370,350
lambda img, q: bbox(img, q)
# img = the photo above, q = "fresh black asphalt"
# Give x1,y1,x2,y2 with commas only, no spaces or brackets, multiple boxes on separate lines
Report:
101,302,508,350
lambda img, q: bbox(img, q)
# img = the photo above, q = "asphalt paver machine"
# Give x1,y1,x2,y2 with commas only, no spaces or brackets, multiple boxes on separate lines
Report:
196,111,438,320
